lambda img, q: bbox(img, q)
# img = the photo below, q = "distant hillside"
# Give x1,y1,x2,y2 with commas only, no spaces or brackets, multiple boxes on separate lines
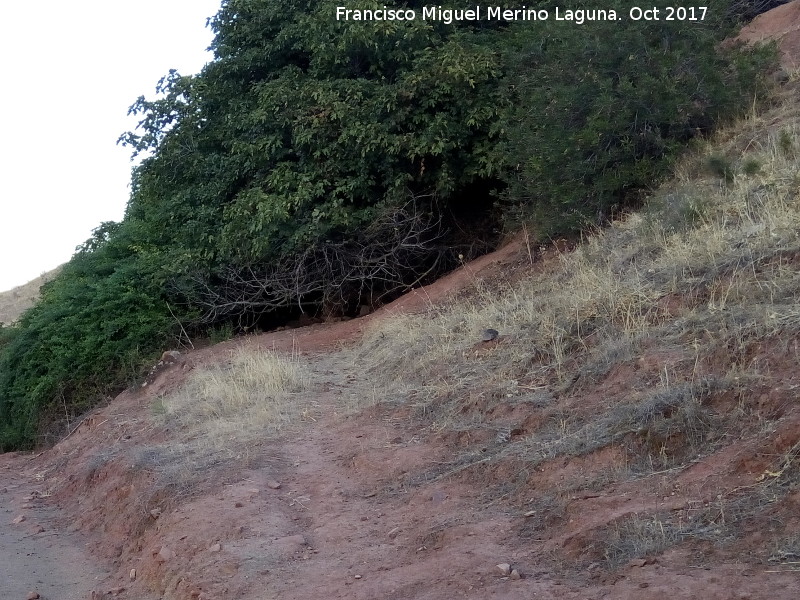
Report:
0,268,61,325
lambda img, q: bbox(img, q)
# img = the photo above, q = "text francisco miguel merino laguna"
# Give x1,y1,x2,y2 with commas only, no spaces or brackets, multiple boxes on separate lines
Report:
336,5,623,23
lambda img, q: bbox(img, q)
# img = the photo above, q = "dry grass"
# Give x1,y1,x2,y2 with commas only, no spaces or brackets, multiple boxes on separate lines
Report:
602,514,681,568
144,84,800,562
162,348,314,450
508,378,719,472
139,348,316,491
346,86,800,442
0,267,61,324
597,438,800,569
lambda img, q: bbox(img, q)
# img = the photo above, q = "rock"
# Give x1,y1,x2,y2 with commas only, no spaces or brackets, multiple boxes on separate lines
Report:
209,543,222,553
129,568,136,581
387,527,401,539
161,350,182,362
274,534,307,553
496,563,511,576
157,547,174,562
33,525,45,534
481,328,500,342
431,490,447,504
234,501,244,508
108,587,125,596
26,592,40,600
149,508,162,519
266,479,281,489
510,569,521,580
11,514,26,524
628,558,647,568
354,574,362,580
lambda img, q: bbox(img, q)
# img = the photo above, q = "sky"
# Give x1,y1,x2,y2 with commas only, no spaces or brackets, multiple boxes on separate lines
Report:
0,0,222,292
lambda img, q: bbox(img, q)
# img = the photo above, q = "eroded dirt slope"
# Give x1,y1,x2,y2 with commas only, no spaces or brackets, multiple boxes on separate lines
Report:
3,334,798,600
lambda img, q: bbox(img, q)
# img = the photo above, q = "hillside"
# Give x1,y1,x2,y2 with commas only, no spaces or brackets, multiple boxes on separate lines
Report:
2,3,800,599
0,0,777,450
2,60,800,600
0,268,60,325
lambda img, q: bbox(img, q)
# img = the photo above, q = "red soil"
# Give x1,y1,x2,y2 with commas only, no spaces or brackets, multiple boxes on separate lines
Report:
736,0,800,70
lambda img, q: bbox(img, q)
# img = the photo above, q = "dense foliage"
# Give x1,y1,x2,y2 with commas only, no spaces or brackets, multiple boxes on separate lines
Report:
0,0,776,449
501,0,776,231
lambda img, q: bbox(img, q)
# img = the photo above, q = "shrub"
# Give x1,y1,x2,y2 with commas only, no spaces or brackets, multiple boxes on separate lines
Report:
499,0,775,233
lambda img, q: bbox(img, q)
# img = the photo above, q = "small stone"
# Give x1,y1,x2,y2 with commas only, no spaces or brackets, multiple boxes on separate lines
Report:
209,543,222,553
387,527,401,539
628,558,647,568
12,514,26,524
267,480,281,489
481,328,500,342
510,569,521,580
157,547,174,562
108,587,125,596
496,563,511,576
26,592,40,600
129,569,136,581
149,508,162,519
354,575,362,580
523,510,536,517
34,525,45,534
274,534,307,550
234,501,244,508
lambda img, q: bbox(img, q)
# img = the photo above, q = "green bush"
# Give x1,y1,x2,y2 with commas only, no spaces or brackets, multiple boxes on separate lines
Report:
0,228,173,450
499,0,775,233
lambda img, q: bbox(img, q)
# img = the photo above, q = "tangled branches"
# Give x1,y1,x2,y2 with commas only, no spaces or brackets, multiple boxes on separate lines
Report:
179,199,477,324
726,0,789,20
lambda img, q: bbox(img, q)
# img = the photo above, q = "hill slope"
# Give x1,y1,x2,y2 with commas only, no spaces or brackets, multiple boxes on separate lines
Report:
1,4,800,599
2,70,800,598
0,268,60,325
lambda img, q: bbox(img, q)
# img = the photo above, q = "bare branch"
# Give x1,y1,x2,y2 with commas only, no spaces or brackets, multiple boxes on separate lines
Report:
172,196,484,324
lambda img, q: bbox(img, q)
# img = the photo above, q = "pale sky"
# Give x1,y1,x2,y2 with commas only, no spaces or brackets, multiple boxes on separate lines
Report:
0,0,222,291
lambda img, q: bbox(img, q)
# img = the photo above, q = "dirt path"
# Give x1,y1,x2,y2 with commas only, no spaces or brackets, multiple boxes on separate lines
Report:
4,351,800,599
266,403,583,600
0,462,112,600
164,362,588,600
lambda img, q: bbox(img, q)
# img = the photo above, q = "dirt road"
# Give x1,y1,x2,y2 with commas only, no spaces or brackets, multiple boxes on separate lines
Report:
1,462,113,600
